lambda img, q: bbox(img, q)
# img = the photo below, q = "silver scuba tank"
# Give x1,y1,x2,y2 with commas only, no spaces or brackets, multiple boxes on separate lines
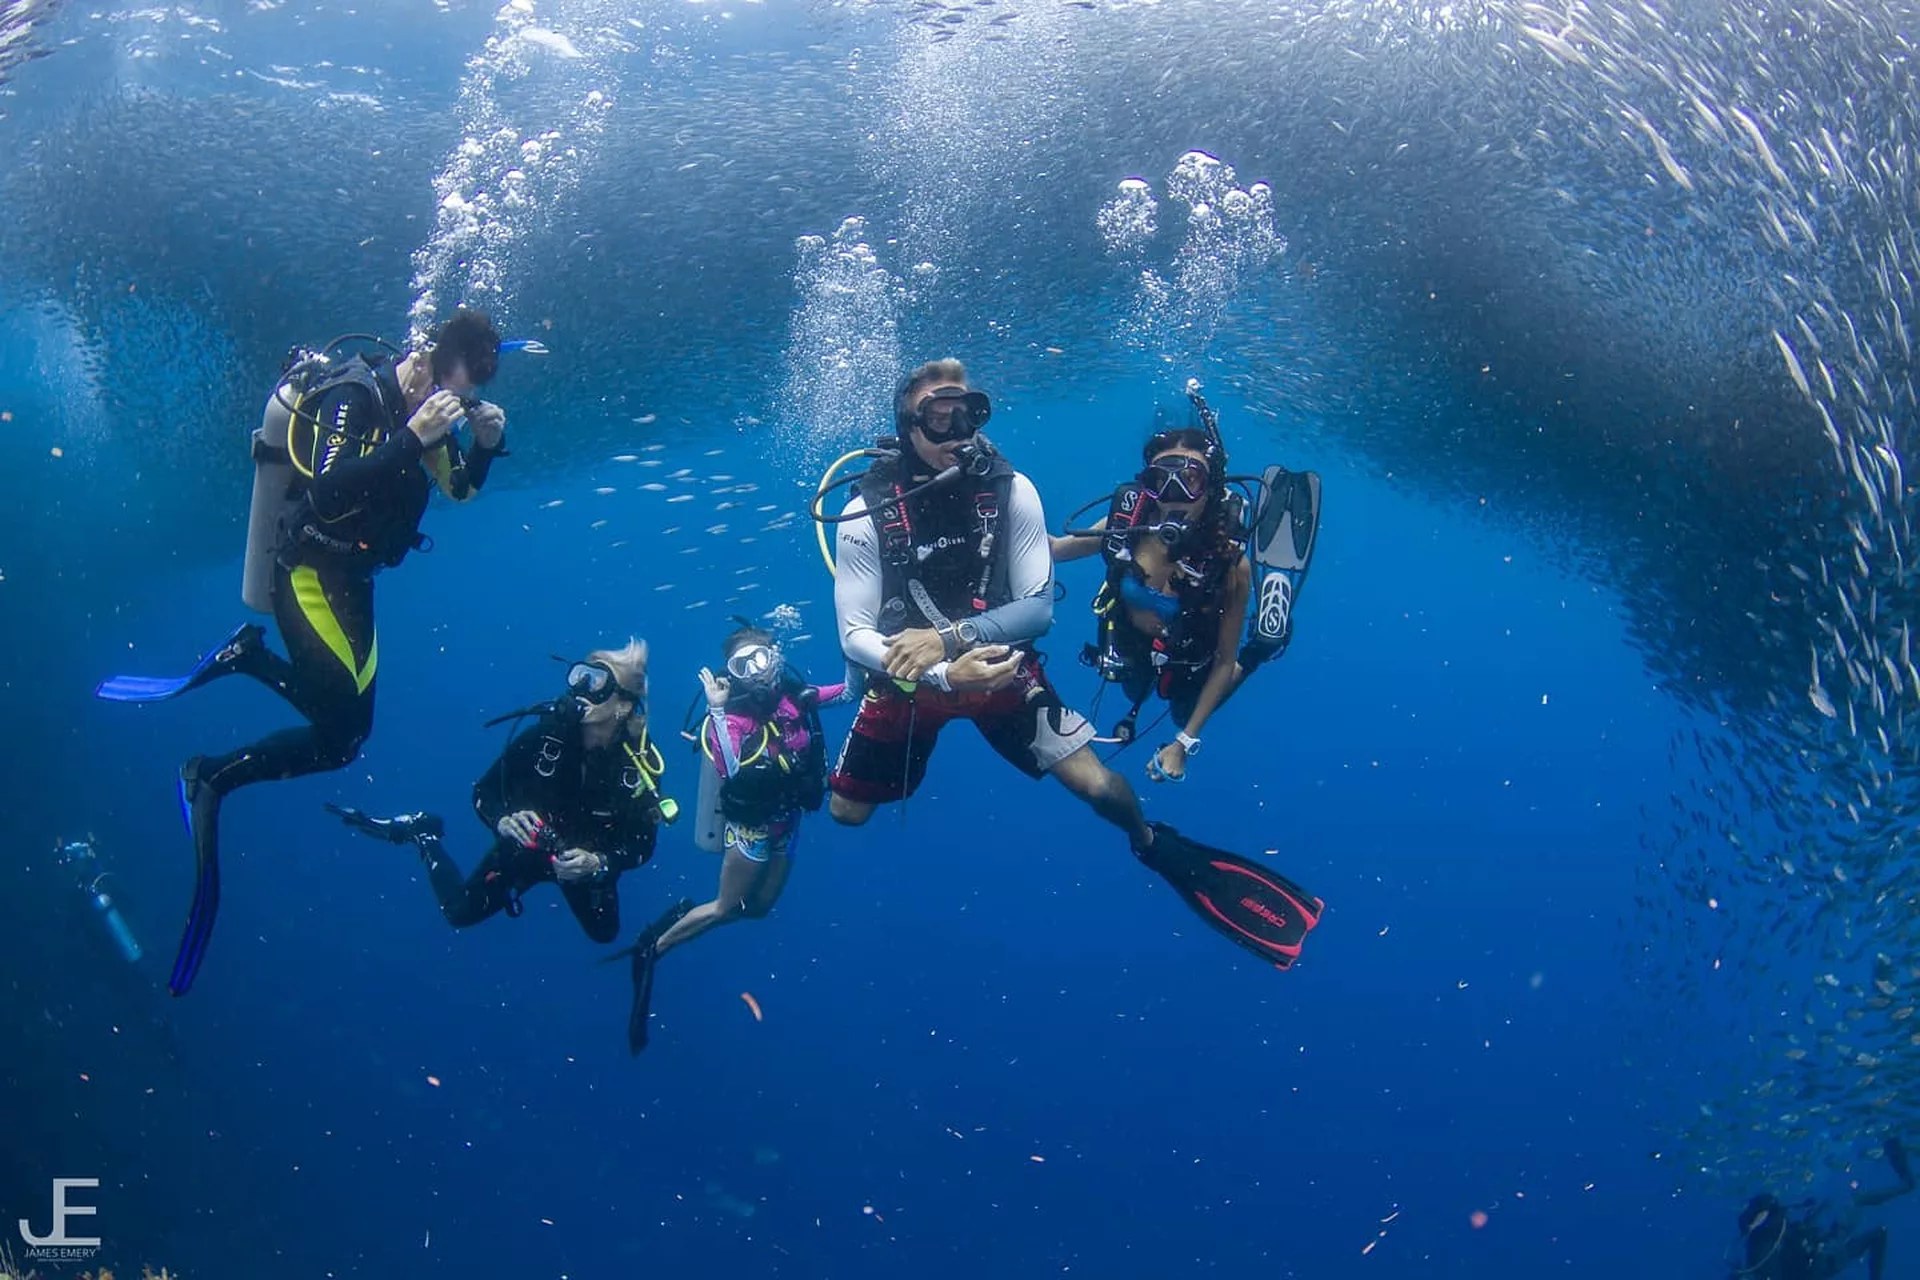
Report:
693,735,725,853
241,383,297,613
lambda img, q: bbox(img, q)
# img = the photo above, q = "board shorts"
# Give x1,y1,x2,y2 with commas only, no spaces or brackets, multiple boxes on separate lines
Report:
723,814,797,864
829,656,1095,804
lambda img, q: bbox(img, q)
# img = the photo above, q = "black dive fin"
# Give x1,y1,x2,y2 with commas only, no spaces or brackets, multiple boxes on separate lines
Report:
1138,823,1323,969
326,803,444,845
628,943,659,1055
624,899,694,1055
1890,1137,1914,1189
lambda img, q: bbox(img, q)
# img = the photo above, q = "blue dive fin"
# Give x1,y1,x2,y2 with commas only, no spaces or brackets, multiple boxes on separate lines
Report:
95,624,262,703
168,761,220,997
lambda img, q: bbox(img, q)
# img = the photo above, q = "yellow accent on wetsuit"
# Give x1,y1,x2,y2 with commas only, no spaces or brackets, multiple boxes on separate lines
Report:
289,564,378,693
424,442,480,502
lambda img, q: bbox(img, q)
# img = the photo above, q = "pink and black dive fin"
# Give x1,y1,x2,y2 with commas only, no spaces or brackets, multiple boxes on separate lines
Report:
1138,822,1323,969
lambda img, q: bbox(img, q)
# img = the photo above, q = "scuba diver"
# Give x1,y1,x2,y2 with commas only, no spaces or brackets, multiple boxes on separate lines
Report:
95,310,511,996
810,358,1324,971
1050,382,1321,783
328,641,674,943
616,622,850,1055
1732,1138,1915,1279
55,836,144,966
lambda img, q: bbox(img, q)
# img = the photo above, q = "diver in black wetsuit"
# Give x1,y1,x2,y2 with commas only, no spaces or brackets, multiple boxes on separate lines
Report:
330,642,674,943
95,309,507,996
1732,1139,1915,1280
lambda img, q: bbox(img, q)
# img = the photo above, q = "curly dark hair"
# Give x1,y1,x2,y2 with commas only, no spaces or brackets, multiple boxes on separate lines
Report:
428,308,501,386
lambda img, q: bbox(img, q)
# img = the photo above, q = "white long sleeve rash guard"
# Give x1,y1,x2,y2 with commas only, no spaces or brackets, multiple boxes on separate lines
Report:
833,472,1056,692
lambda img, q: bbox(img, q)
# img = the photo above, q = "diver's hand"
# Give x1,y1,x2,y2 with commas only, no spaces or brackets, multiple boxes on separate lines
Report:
552,847,605,882
698,666,731,709
497,810,544,849
945,644,1022,693
883,628,948,681
408,390,465,447
469,400,506,449
1149,741,1188,783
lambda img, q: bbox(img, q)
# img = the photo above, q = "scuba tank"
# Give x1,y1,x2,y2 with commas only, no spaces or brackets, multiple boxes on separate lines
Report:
242,375,297,613
56,837,142,965
242,335,405,612
692,745,725,853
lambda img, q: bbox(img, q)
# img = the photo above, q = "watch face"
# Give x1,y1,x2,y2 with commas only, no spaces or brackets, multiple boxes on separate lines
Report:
958,622,978,644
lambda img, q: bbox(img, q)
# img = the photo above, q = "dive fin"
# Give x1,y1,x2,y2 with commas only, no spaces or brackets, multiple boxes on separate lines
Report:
1138,822,1322,969
168,760,222,997
624,899,694,1055
628,943,659,1055
1250,466,1321,577
1240,467,1322,669
326,803,444,845
96,624,264,703
1890,1136,1914,1189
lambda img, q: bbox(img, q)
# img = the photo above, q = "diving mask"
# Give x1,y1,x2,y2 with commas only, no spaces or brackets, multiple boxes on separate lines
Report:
911,387,992,443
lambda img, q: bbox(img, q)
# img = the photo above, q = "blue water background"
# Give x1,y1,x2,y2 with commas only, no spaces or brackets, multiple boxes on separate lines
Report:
0,1,1906,1272
2,327,1762,1276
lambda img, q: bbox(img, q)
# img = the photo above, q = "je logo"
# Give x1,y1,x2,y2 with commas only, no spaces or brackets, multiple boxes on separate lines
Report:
18,1179,102,1264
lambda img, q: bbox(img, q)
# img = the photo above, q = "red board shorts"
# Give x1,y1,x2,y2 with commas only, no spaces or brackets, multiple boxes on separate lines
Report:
829,657,1096,804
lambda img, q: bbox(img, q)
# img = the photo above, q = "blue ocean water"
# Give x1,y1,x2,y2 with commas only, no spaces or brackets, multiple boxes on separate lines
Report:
1,375,1702,1275
7,1,1920,1277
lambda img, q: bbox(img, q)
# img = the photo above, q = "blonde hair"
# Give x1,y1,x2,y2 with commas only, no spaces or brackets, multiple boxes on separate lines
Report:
897,358,969,427
581,638,648,740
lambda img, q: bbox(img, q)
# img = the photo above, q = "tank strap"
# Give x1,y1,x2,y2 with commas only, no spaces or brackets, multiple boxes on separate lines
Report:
251,433,292,466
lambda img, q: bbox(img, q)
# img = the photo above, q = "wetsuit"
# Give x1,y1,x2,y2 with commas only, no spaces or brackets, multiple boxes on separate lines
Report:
704,677,848,859
411,715,664,942
198,361,502,799
1089,485,1246,729
831,450,1094,802
1106,569,1236,727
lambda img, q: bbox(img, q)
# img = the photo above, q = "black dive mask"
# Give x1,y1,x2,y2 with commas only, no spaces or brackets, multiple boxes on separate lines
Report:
1142,454,1210,504
566,660,642,717
912,387,992,443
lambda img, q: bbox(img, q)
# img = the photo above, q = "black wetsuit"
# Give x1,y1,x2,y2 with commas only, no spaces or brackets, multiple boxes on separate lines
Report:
1095,513,1243,729
197,362,502,801
1106,590,1231,727
412,715,662,943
